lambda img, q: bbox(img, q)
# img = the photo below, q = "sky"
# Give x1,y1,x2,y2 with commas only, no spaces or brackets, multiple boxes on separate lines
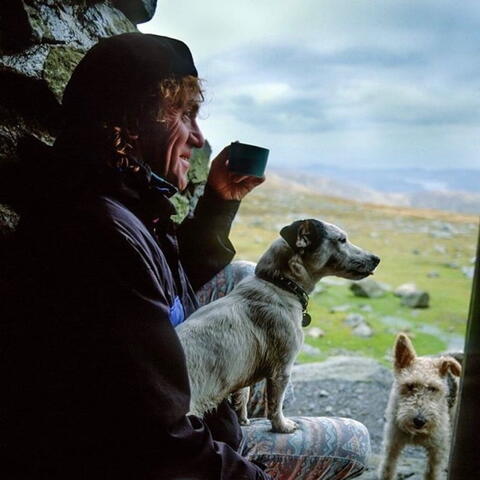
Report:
140,0,480,171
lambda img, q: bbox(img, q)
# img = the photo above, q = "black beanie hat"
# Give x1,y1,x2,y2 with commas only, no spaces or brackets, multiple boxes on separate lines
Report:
62,33,198,125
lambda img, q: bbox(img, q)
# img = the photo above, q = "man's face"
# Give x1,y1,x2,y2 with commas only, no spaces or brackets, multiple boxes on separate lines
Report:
140,100,204,191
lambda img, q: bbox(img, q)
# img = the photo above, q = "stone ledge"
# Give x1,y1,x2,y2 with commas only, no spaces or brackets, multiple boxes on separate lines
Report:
112,0,157,24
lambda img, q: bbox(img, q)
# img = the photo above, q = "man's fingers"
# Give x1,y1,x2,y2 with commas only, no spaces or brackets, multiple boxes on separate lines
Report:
242,175,265,187
252,176,266,186
211,146,230,167
231,174,249,183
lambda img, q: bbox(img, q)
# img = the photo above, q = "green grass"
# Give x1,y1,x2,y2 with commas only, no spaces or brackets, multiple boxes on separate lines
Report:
230,180,478,366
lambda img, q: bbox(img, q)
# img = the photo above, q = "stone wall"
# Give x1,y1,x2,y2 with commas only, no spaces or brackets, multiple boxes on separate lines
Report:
0,0,210,235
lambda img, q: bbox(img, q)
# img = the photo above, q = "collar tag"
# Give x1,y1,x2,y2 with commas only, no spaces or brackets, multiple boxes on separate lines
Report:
302,312,312,327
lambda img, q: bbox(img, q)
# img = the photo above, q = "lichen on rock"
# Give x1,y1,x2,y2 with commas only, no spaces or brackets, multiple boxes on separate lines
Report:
43,46,85,101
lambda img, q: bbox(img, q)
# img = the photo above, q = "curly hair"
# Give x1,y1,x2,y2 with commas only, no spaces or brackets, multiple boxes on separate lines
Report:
106,75,204,171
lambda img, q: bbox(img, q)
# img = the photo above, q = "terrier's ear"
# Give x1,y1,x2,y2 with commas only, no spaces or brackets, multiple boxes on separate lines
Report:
280,219,321,253
438,357,462,377
394,333,416,371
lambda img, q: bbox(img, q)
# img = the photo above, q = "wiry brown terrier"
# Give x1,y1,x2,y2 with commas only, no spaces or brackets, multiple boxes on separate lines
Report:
378,333,462,480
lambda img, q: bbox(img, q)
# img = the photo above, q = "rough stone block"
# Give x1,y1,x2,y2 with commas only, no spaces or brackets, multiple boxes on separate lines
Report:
0,0,34,53
0,50,63,134
350,278,388,298
0,202,19,241
394,282,418,297
113,0,157,24
1,1,137,53
188,140,211,185
43,46,85,100
401,291,430,308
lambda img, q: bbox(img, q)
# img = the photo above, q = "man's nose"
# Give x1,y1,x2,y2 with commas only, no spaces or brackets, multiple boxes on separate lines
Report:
190,121,204,148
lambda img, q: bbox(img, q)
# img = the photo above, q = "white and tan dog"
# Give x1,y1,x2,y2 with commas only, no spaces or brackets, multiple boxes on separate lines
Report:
177,219,380,433
378,334,462,480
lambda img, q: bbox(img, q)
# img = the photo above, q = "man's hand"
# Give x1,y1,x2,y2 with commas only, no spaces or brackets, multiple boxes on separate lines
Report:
206,146,265,201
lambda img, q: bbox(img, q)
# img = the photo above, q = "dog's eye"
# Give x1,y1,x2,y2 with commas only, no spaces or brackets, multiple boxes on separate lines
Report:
427,385,438,393
338,237,347,244
405,383,415,392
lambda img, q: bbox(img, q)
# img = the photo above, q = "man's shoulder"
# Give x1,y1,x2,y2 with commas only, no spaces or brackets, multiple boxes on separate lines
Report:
78,194,150,238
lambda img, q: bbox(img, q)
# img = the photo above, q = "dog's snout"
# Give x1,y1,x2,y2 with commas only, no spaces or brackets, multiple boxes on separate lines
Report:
413,415,427,429
370,254,380,267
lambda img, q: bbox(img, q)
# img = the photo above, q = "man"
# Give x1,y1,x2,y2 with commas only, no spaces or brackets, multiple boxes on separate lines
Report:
0,33,268,479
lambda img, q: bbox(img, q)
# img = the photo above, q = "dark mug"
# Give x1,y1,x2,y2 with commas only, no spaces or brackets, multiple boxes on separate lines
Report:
228,141,269,177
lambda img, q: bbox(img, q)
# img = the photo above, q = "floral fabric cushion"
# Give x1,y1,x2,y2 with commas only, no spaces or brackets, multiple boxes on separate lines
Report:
196,260,256,306
242,417,370,480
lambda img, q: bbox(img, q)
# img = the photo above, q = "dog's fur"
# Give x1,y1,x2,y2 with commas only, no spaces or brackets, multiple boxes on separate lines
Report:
378,334,462,480
176,219,379,433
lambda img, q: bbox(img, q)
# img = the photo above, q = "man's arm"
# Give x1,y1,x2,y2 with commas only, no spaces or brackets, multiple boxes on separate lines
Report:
177,146,264,291
177,185,240,290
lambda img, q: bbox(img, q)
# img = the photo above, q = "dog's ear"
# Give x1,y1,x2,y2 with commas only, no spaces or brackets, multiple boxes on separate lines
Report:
394,333,416,371
438,357,462,377
280,219,323,253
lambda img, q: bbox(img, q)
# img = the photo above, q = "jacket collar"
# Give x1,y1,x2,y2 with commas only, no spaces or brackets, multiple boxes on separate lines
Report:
150,172,178,198
98,168,179,226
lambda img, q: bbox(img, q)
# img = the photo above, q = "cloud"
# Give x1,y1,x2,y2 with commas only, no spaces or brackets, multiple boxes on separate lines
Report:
142,0,480,169
204,43,480,134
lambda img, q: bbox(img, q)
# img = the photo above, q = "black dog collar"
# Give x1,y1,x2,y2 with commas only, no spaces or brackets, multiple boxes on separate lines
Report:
258,273,311,327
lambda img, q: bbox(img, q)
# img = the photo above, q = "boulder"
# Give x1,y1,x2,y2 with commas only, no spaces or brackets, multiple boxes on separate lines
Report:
444,262,460,269
359,304,373,312
429,230,453,239
344,313,365,327
0,1,159,241
350,278,388,298
113,0,157,24
320,277,349,286
395,283,430,308
433,244,447,254
352,322,374,338
306,327,324,339
0,1,140,173
461,266,474,279
0,2,136,54
380,315,412,331
401,291,430,308
171,140,212,222
312,283,326,295
0,203,19,241
301,343,321,356
330,304,352,313
394,282,418,297
188,140,211,185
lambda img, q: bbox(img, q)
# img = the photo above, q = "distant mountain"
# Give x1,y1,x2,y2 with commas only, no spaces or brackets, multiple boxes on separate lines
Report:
298,165,480,194
271,166,480,214
408,190,480,215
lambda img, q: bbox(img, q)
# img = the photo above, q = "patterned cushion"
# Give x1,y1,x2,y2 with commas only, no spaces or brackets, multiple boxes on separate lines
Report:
242,417,370,480
196,260,256,306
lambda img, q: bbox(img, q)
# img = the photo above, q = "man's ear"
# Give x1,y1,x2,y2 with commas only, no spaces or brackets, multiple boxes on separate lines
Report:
280,219,321,252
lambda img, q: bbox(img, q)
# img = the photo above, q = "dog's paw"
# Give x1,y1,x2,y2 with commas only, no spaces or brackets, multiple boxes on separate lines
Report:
271,418,298,434
239,417,251,426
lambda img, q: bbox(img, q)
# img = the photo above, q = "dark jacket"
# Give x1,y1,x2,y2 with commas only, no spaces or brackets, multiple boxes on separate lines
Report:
0,171,268,480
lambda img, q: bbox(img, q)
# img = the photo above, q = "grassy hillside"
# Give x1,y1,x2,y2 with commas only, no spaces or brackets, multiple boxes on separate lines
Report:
230,174,478,365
